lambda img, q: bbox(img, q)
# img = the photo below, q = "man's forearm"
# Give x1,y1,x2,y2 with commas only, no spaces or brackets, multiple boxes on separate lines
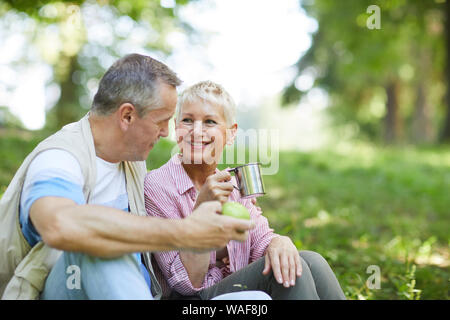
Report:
31,197,253,258
31,197,186,258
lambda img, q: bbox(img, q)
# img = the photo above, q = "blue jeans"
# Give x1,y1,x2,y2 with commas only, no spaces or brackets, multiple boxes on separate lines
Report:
41,252,271,300
41,252,153,300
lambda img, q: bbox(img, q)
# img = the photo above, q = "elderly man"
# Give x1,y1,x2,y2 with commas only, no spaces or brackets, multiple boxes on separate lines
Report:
0,54,263,300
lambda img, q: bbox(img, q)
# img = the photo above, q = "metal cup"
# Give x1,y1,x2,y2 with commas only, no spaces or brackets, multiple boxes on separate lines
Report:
227,162,265,199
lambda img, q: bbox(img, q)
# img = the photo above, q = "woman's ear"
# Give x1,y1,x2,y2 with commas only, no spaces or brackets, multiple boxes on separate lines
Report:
226,123,238,145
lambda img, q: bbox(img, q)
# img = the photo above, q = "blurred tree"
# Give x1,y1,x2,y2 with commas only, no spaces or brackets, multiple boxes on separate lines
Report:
0,106,24,129
0,0,193,130
283,0,446,144
441,0,450,142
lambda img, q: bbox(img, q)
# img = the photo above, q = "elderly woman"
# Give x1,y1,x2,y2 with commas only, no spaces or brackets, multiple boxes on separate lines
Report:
144,81,346,300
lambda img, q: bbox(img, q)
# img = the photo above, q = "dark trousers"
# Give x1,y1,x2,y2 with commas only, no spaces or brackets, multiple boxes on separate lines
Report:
197,250,346,300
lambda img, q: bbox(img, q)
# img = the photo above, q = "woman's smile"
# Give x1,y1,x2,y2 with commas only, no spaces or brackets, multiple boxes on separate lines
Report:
186,137,214,149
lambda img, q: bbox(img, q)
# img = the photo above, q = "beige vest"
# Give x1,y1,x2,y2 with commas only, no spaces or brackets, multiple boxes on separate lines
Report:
0,113,162,299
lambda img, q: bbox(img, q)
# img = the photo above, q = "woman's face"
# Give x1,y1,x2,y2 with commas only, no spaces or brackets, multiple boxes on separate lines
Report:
176,99,237,165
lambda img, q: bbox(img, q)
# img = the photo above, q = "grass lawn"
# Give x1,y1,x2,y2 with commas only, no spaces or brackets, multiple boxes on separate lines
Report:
1,130,449,300
253,144,450,300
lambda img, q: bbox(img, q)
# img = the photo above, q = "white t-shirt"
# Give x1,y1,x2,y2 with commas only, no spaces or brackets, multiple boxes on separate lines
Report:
20,149,128,246
19,148,152,291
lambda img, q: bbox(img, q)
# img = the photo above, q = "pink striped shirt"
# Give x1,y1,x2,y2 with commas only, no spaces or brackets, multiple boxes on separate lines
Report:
144,153,276,297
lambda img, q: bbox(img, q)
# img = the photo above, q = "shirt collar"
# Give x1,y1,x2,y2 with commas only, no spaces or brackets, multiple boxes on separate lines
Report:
168,153,222,195
168,154,194,195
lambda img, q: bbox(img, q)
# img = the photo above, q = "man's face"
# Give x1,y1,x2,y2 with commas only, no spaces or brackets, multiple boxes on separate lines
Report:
125,83,177,161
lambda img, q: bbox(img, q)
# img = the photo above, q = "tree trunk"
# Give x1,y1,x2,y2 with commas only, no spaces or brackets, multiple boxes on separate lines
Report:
441,0,450,142
384,81,401,144
45,54,82,131
412,80,433,143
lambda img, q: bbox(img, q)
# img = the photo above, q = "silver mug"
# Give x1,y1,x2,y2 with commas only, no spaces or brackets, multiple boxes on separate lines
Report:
227,162,265,199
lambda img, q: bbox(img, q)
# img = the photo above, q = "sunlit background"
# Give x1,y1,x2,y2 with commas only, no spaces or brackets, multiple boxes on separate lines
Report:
0,0,330,151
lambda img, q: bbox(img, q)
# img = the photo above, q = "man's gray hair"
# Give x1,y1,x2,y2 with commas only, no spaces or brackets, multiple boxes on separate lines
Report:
91,53,182,117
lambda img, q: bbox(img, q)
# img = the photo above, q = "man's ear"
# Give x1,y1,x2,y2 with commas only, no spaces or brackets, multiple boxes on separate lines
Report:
117,103,137,131
226,123,238,145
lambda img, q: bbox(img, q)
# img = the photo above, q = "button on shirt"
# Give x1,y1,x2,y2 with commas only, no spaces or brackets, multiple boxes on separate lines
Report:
144,154,276,297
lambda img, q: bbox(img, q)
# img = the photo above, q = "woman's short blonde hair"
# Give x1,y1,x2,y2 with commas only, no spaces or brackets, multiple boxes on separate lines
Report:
175,80,236,127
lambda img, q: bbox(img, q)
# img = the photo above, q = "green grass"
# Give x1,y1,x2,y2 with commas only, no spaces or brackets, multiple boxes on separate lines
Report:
256,144,449,300
149,140,450,300
1,131,449,300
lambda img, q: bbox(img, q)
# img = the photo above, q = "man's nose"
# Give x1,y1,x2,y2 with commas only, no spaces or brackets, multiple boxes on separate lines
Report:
159,123,170,138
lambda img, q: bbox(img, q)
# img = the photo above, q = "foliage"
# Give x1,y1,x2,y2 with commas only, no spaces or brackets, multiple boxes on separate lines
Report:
0,106,25,129
283,0,447,143
0,129,47,194
0,0,194,130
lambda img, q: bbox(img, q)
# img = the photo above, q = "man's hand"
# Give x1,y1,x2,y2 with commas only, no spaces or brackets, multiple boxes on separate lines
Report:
182,201,255,251
28,198,252,258
194,171,234,209
263,235,302,288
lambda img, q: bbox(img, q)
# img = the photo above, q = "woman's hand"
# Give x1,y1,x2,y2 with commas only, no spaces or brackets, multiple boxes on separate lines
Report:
179,251,211,288
263,235,302,288
250,197,262,212
194,170,234,208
